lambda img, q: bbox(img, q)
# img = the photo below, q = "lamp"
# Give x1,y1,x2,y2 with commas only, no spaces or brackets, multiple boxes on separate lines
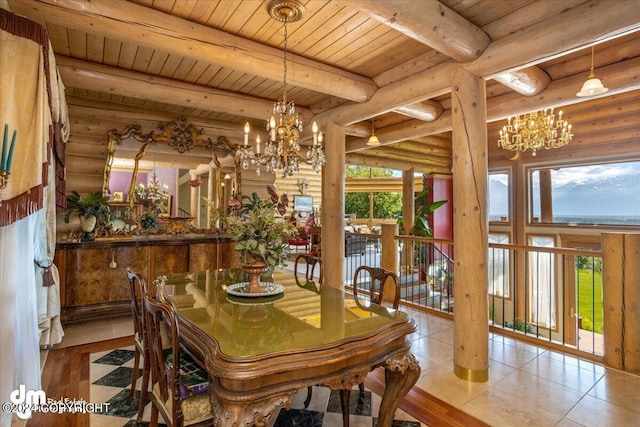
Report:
576,46,609,97
498,108,573,156
366,120,380,146
237,0,325,178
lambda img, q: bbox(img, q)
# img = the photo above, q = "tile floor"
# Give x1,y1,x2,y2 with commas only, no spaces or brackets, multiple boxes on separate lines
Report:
39,307,640,427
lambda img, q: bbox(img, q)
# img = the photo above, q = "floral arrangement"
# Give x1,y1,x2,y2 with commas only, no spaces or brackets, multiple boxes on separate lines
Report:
227,191,295,270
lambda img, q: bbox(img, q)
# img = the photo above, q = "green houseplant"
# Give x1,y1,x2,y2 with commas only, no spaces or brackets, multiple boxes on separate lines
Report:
227,192,296,292
64,190,111,240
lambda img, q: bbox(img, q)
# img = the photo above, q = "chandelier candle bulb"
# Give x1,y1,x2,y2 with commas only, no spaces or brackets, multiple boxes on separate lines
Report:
244,122,250,146
256,135,261,154
269,117,276,140
312,121,318,146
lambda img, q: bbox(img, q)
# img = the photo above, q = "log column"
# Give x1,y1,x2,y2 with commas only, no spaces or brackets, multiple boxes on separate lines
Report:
401,168,415,271
451,67,489,382
602,233,640,374
321,121,345,289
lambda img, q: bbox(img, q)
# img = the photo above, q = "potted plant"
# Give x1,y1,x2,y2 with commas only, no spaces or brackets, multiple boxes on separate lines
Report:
227,192,295,293
64,190,111,241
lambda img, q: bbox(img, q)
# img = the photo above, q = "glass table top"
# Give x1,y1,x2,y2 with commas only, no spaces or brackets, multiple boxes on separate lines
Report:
156,268,408,359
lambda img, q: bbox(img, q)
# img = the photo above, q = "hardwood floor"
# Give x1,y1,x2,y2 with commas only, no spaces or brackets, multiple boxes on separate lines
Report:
28,335,486,427
27,336,133,427
365,370,489,427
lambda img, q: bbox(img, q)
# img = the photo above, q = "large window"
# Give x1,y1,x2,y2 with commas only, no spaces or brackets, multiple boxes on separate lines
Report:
488,233,510,297
489,172,510,222
345,166,403,221
530,160,640,225
528,235,556,329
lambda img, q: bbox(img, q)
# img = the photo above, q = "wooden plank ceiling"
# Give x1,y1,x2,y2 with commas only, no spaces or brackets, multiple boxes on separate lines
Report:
6,0,640,175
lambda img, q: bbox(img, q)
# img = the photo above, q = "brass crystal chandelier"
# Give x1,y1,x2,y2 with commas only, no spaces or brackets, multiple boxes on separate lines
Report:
498,108,573,156
238,0,325,178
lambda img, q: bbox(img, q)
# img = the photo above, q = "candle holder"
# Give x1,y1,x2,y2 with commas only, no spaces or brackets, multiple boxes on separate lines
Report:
0,169,9,189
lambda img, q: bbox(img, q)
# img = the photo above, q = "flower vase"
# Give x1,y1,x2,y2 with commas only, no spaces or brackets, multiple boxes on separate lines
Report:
242,262,268,293
79,215,97,241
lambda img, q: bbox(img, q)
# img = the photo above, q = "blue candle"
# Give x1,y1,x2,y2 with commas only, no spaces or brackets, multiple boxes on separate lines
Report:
1,123,7,171
6,130,17,172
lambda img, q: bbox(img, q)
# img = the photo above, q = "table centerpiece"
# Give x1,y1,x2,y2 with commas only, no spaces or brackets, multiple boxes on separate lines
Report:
227,191,295,294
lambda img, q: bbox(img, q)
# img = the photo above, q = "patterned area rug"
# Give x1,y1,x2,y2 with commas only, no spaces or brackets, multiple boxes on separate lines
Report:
89,346,424,426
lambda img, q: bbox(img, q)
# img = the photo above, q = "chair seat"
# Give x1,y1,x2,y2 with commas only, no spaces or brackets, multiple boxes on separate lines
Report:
152,383,212,426
289,239,308,246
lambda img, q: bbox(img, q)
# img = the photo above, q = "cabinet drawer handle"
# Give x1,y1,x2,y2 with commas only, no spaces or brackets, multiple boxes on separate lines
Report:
109,250,118,269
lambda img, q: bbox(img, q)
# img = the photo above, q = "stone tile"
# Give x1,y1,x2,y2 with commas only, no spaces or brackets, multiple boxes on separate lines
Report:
93,366,138,388
520,353,604,393
93,348,135,366
565,395,640,427
588,368,640,414
488,339,539,369
461,389,564,427
492,370,583,417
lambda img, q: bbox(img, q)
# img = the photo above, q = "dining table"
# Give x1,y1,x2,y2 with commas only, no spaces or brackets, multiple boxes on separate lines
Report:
153,268,420,427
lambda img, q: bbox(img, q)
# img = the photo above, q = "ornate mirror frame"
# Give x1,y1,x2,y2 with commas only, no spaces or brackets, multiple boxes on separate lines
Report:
102,116,242,229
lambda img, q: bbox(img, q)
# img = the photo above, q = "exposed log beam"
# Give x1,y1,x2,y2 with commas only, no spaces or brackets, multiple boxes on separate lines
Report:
346,55,640,150
9,0,376,102
493,67,551,96
345,0,490,63
345,153,451,175
56,56,312,125
318,0,640,126
392,100,443,122
346,178,423,193
362,147,452,167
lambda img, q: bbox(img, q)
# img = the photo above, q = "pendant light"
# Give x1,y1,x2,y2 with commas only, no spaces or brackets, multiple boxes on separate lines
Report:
576,46,609,97
366,120,380,146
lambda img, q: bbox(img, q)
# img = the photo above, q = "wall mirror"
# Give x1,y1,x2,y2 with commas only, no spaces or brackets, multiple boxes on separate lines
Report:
102,116,243,232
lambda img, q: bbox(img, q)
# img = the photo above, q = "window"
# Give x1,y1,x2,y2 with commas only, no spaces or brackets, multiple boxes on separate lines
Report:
488,233,510,297
489,172,509,222
530,160,640,225
528,235,556,329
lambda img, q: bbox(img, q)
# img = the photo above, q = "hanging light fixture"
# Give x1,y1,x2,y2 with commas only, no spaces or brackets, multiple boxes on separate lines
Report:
576,45,609,97
366,120,380,146
498,108,573,156
238,0,325,178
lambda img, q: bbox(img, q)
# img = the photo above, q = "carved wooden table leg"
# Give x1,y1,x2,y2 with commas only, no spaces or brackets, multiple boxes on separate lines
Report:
339,388,350,427
377,352,420,427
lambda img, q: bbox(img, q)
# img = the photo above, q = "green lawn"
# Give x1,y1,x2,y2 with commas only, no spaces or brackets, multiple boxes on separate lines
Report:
577,270,603,334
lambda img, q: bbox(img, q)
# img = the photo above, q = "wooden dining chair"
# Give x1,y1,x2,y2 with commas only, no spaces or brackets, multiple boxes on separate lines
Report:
143,295,213,427
349,266,401,395
126,268,149,422
294,253,323,287
352,265,401,310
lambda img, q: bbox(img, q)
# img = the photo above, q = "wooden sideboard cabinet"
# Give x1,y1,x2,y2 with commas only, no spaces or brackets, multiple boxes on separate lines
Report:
55,237,236,322
62,245,149,321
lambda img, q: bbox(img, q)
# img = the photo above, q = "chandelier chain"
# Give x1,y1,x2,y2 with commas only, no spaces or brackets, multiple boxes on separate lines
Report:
282,18,288,104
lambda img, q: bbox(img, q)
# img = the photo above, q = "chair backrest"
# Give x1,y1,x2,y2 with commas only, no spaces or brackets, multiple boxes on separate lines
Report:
127,268,148,341
143,295,182,425
352,266,400,309
294,253,323,286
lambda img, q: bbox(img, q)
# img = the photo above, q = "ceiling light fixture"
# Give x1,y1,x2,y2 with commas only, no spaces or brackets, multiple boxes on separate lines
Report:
576,45,609,97
498,108,573,156
366,120,380,146
238,0,325,178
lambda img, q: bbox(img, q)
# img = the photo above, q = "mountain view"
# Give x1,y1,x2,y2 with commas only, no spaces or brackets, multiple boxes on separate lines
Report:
489,161,640,225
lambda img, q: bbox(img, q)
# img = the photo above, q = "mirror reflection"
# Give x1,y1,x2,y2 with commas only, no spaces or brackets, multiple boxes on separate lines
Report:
103,117,240,234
